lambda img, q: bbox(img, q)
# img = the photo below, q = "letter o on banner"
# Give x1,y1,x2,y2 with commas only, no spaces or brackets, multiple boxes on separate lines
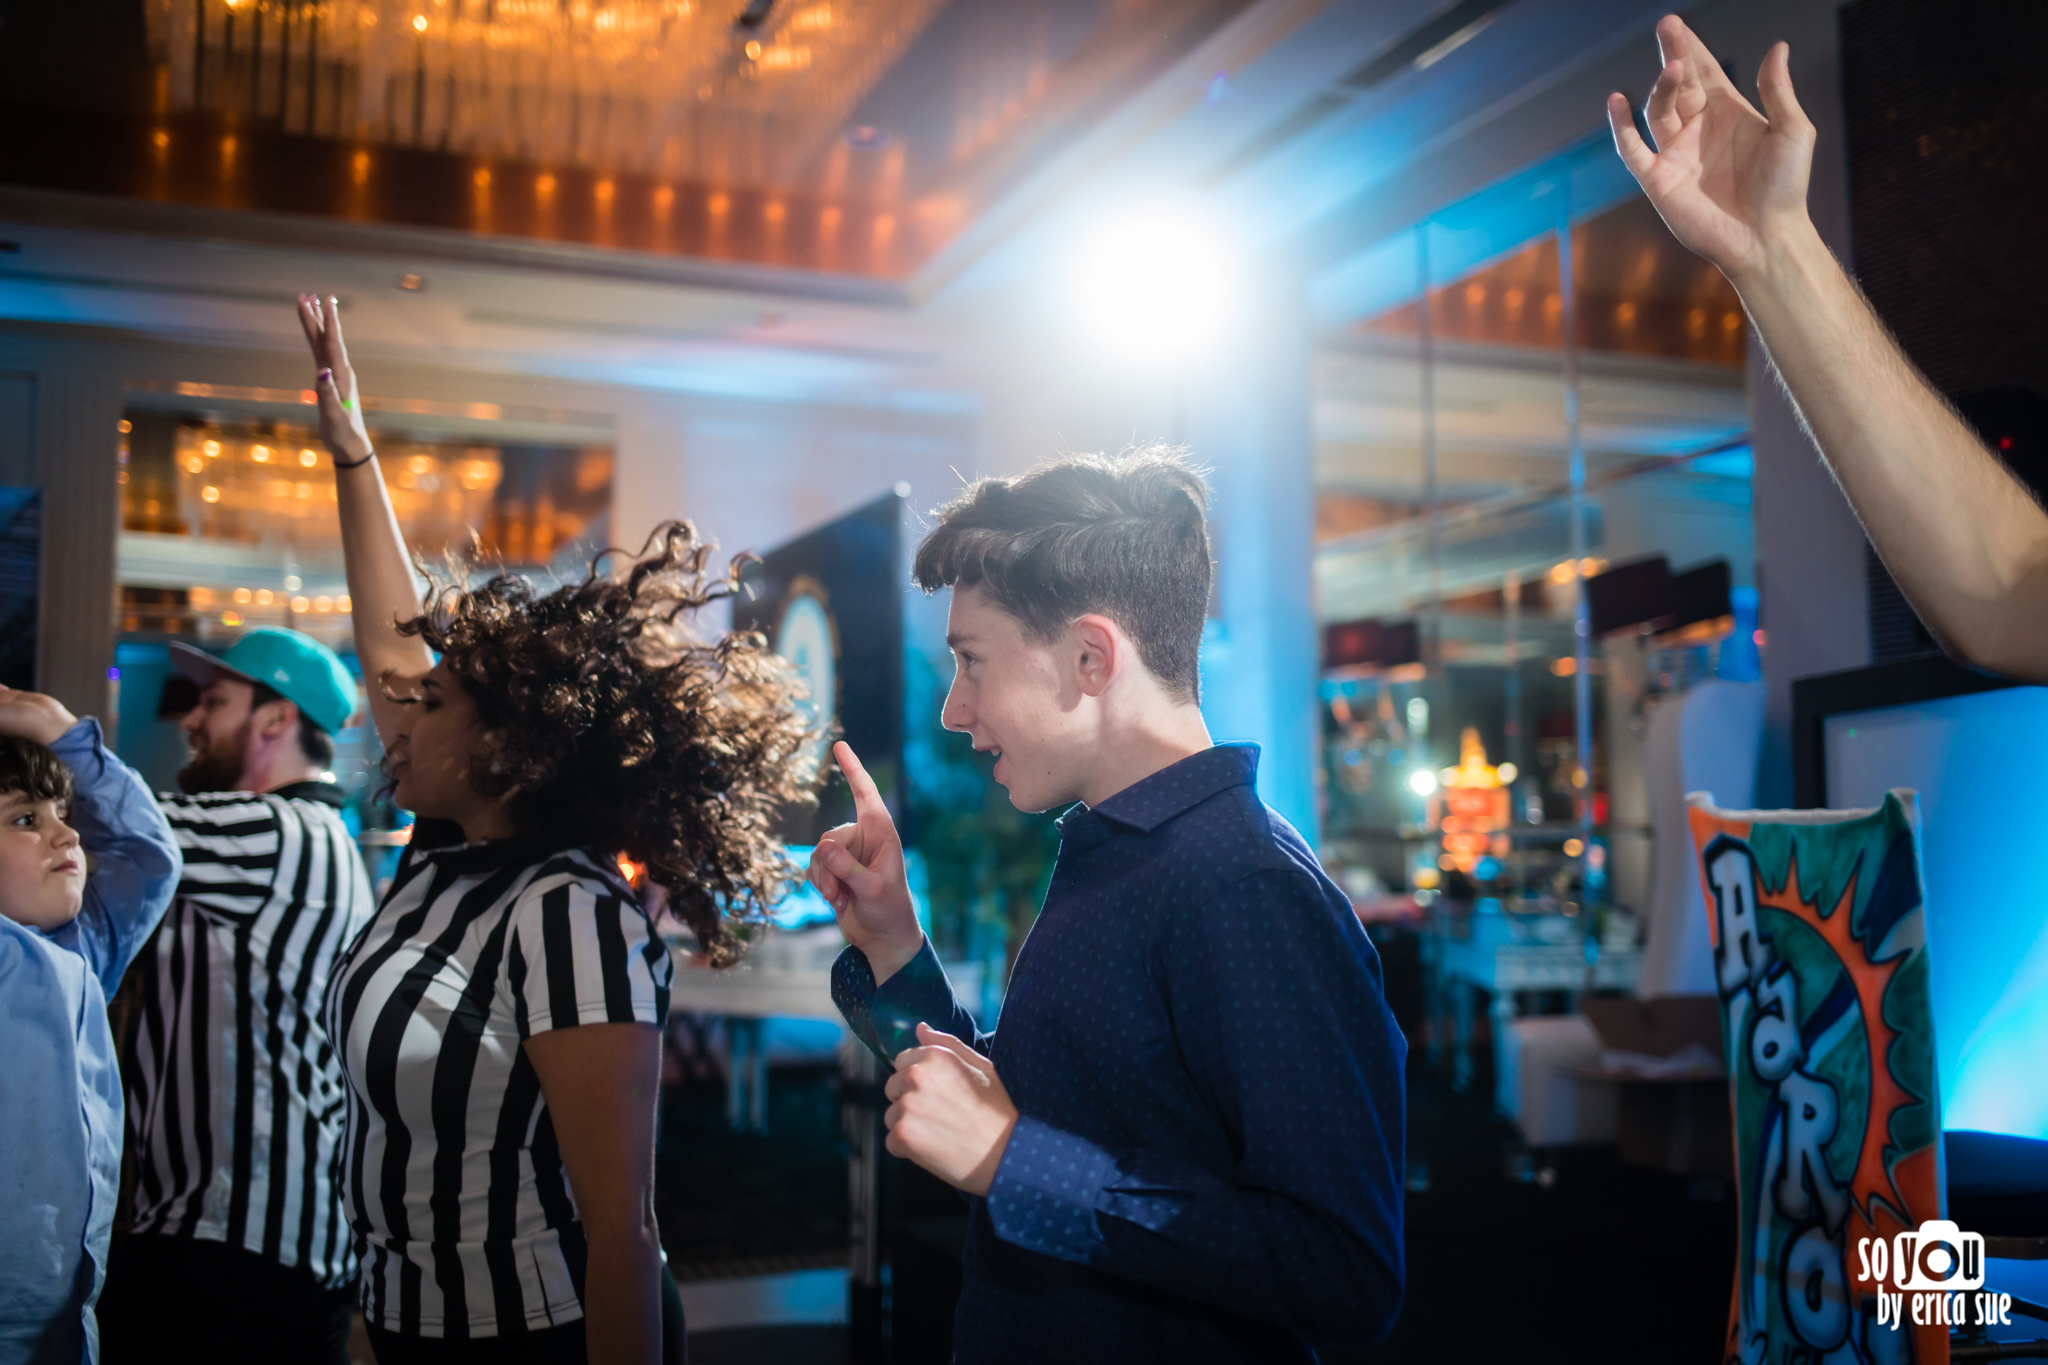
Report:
1781,1225,1851,1350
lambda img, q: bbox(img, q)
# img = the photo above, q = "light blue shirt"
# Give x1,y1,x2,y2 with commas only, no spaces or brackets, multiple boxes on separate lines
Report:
0,719,179,1365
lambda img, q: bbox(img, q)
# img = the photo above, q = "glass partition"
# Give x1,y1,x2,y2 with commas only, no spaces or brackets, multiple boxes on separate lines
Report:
1314,192,1754,936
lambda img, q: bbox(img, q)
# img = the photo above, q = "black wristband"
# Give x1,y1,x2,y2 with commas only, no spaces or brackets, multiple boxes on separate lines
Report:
333,449,376,470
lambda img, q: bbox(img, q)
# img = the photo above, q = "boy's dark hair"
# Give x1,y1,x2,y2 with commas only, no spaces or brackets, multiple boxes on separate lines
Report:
0,734,73,813
913,446,1212,702
249,682,335,768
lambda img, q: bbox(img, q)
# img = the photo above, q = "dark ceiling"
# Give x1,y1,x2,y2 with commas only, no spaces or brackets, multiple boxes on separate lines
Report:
0,0,1255,279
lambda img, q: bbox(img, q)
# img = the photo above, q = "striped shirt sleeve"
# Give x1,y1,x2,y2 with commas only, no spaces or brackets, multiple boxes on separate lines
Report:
158,792,287,922
505,871,673,1037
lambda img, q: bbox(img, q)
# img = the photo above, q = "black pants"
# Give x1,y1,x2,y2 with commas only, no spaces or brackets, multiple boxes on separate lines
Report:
97,1232,356,1365
364,1269,688,1365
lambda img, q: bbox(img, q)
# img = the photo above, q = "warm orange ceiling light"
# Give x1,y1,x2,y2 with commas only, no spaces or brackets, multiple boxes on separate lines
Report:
140,0,951,196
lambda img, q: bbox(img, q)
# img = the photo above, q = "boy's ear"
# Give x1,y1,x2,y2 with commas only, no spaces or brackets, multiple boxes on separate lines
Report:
1071,615,1123,698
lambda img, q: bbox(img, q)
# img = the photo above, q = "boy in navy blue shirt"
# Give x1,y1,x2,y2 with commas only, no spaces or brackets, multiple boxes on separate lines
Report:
811,451,1405,1362
0,688,180,1364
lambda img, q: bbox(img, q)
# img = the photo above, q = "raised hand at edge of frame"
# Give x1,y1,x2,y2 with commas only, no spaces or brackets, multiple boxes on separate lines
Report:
1605,14,1818,287
0,687,79,747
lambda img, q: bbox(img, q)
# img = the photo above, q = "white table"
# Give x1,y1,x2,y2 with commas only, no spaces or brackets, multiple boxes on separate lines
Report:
667,959,839,1022
1426,912,1641,1095
667,928,843,1133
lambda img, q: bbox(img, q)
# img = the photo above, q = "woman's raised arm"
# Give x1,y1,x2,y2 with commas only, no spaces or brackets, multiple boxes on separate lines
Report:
296,293,434,746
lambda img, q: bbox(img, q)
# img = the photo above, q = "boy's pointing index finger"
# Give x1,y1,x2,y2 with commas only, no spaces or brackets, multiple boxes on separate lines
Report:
833,741,886,812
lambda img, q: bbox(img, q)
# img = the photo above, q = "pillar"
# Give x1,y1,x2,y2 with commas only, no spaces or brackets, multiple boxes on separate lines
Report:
1185,264,1321,840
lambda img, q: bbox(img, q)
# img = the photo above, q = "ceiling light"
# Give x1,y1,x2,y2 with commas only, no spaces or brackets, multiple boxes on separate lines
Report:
1072,203,1235,366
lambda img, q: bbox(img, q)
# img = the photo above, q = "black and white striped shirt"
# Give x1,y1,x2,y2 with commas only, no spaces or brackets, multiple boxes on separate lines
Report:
123,782,375,1289
325,828,673,1338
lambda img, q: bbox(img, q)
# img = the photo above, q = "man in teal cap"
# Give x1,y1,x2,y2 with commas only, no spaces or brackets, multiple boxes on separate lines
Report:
98,627,375,1364
166,626,360,792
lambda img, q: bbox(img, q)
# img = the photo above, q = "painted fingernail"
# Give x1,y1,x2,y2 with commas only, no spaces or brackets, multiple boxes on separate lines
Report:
316,368,333,383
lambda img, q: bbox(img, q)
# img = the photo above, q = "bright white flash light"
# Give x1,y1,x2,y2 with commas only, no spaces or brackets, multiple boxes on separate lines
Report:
1408,769,1439,796
1074,206,1231,363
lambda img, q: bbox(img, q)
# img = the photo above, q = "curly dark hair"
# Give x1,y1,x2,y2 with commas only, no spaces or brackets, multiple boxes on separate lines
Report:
0,734,72,813
398,521,813,966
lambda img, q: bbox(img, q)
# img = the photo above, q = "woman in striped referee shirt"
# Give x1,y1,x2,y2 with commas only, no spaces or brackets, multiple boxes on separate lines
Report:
296,295,811,1364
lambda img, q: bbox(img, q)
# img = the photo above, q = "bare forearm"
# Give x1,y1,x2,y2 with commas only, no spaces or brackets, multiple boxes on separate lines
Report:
299,294,433,702
581,1220,662,1365
1732,221,2048,675
334,462,433,684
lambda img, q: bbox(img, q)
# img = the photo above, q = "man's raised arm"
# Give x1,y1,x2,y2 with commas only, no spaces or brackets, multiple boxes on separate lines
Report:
1610,14,2048,680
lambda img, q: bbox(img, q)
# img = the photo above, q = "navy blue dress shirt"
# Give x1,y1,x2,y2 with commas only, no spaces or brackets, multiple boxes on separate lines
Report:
832,743,1406,1362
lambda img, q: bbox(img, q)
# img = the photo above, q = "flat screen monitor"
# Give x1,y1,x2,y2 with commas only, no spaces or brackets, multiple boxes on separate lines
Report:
1801,658,2048,1139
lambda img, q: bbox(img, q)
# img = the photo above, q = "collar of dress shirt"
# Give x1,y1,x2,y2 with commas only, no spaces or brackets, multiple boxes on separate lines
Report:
1057,742,1261,839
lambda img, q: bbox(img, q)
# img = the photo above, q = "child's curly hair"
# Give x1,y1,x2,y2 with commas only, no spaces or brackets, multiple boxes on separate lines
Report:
0,734,72,812
398,521,812,966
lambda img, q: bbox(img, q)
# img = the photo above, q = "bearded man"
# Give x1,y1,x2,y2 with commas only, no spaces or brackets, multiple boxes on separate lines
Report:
97,627,375,1364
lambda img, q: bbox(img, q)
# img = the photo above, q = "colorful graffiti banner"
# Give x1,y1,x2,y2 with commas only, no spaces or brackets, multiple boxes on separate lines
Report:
1688,791,1944,1365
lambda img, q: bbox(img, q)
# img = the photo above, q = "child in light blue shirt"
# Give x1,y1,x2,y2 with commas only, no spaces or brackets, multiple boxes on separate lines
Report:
0,689,180,1364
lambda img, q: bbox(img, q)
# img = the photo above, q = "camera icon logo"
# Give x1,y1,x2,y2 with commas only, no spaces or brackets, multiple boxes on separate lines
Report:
1893,1221,1986,1292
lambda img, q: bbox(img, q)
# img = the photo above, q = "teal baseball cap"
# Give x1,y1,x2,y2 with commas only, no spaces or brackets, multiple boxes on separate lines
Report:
170,627,359,736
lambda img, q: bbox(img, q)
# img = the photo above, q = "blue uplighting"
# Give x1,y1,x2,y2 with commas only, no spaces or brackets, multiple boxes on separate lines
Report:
1827,687,2048,1138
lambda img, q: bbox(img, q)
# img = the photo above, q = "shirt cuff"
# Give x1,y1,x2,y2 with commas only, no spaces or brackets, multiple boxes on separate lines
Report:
870,939,960,1058
829,943,887,1062
985,1114,1119,1266
829,937,955,1063
47,716,106,765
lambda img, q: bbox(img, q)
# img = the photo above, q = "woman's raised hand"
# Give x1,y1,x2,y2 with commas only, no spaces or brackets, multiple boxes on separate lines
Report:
295,294,374,466
293,292,432,747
